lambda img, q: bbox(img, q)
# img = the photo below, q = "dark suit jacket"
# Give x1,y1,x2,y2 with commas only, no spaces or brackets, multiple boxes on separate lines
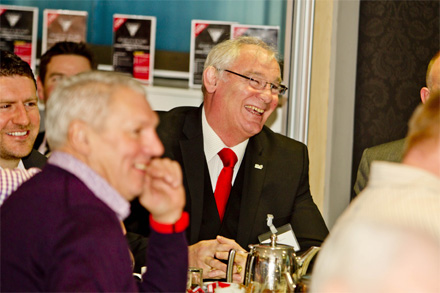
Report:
126,106,328,251
22,149,47,169
1,164,188,292
33,131,51,156
353,138,405,196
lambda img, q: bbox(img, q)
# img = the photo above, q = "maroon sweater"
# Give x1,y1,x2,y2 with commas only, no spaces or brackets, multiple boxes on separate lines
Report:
1,164,188,292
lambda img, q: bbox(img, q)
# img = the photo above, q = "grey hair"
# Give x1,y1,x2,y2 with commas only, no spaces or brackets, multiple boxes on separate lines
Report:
201,36,279,95
46,71,146,149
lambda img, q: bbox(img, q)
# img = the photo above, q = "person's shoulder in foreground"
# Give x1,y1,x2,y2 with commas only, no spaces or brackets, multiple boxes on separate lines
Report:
310,217,440,293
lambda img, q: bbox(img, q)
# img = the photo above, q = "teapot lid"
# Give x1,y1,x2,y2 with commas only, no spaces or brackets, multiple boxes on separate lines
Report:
249,234,295,252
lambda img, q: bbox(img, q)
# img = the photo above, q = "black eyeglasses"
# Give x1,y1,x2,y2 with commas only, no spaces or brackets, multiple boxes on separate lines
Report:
223,69,288,95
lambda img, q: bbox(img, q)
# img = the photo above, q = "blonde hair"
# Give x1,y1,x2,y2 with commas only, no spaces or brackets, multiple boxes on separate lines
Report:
404,90,440,156
426,51,440,89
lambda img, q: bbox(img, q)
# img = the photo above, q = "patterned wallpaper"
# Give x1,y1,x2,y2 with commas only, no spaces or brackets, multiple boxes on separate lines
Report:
351,0,439,198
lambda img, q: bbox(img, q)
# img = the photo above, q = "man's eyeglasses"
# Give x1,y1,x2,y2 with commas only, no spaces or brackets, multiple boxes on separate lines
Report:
223,69,288,95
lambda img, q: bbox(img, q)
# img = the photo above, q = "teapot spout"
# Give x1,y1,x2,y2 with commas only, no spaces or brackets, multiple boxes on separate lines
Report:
295,246,320,280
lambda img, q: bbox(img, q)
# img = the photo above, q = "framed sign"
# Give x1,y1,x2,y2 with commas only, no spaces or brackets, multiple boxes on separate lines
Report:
42,9,88,54
189,20,235,88
0,5,38,71
231,24,280,50
113,14,156,84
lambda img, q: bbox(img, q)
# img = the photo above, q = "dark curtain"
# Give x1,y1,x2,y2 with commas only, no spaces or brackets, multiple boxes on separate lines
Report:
351,0,439,199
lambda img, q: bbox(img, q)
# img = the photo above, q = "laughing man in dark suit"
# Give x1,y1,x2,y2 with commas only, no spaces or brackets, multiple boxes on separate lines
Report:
125,37,328,282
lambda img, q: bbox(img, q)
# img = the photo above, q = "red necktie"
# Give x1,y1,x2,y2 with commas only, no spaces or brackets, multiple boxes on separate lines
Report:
214,148,238,221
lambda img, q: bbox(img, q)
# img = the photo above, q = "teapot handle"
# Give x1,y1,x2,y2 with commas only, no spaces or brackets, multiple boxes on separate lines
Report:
226,248,255,285
226,249,236,283
244,252,255,286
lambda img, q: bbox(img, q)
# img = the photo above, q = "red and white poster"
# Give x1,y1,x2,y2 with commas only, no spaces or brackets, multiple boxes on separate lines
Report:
189,20,235,88
232,24,280,50
42,9,88,54
0,5,38,72
113,14,156,84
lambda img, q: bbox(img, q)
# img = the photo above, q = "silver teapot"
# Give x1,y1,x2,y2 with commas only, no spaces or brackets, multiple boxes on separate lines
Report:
226,234,319,292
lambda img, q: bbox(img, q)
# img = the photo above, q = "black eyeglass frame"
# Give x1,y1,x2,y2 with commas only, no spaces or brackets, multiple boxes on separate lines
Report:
223,69,288,95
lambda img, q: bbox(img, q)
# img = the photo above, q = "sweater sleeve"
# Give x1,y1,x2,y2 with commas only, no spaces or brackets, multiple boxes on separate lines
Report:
139,230,189,292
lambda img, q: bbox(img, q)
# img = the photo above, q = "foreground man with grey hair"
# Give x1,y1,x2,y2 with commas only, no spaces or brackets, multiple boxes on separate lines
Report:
1,71,188,291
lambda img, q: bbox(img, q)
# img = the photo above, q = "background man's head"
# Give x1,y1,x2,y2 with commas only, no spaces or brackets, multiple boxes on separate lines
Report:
46,71,164,200
420,50,440,103
0,50,39,168
37,42,95,104
202,37,284,146
403,90,440,177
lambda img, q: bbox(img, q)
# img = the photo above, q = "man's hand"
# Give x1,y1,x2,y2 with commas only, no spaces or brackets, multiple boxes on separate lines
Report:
139,158,185,224
189,236,247,283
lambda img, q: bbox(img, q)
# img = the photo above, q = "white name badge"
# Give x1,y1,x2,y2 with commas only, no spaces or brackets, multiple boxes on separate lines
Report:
258,224,300,252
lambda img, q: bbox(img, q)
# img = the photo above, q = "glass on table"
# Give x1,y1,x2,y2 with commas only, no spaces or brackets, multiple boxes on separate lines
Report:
187,267,203,291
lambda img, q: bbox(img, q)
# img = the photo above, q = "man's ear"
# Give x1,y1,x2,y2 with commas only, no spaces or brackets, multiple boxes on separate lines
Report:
203,66,219,93
420,87,430,104
68,120,91,155
36,77,46,103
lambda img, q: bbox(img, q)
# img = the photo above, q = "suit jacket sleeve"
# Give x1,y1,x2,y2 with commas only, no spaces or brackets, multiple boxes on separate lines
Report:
243,130,328,252
139,231,188,292
354,148,371,196
289,143,329,251
353,139,405,197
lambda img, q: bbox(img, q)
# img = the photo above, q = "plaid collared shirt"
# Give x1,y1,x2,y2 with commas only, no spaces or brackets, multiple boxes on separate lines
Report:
0,168,41,206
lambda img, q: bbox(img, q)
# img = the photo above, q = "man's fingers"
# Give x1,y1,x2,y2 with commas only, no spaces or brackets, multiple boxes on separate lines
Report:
216,235,246,251
201,256,227,279
215,249,248,261
145,158,182,188
232,272,243,283
207,268,225,279
206,257,227,272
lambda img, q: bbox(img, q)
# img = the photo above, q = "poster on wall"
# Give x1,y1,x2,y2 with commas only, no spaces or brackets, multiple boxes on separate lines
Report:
0,5,38,72
231,24,280,50
189,20,235,88
42,9,88,54
113,14,156,84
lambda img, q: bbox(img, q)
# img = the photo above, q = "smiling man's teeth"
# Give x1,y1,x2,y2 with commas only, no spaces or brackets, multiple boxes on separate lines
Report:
245,105,264,114
134,163,147,171
8,131,27,136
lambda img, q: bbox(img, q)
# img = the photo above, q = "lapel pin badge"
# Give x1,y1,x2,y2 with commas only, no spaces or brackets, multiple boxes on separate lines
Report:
254,164,263,170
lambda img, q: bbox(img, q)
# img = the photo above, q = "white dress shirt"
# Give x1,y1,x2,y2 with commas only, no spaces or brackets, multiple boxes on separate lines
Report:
202,108,248,192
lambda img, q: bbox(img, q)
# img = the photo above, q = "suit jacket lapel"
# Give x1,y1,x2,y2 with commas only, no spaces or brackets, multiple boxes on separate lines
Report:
180,107,206,244
236,133,267,247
